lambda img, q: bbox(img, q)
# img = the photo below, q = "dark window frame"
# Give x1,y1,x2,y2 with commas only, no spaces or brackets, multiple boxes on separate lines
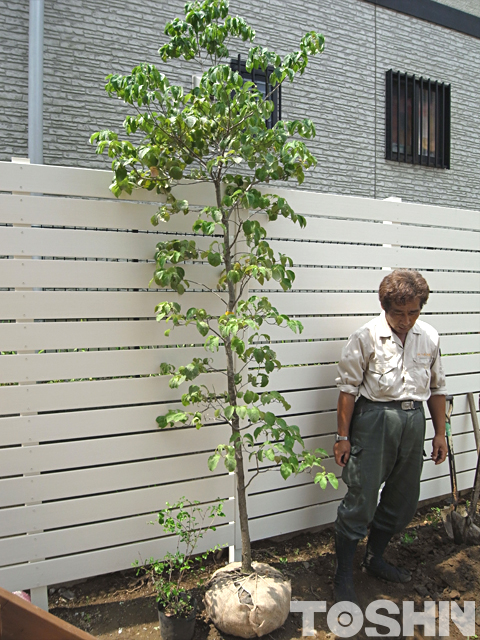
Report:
230,55,281,128
385,69,451,169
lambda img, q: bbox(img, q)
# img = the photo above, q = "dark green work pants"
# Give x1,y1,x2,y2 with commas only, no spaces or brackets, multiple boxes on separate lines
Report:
335,398,426,541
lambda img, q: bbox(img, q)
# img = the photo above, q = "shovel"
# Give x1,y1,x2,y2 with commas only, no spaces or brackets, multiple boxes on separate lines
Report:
441,396,458,537
445,396,458,507
442,395,480,545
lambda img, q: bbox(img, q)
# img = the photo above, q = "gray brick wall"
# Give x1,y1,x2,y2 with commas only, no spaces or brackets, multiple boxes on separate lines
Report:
1,0,479,210
374,6,480,210
0,1,29,160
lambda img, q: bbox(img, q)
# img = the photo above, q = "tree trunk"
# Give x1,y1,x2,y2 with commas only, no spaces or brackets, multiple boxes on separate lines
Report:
216,181,253,573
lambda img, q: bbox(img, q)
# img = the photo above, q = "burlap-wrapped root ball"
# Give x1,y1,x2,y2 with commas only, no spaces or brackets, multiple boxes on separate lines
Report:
204,562,291,638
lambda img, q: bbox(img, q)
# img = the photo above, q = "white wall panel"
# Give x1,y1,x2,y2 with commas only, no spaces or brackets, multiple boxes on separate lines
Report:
0,403,191,446
0,523,234,592
0,423,230,476
0,474,233,538
261,213,480,251
419,470,475,503
274,240,480,270
0,161,217,205
0,320,200,352
249,500,341,542
0,500,234,567
0,372,226,414
0,193,197,234
0,450,224,509
1,162,478,597
257,267,480,293
252,314,480,342
0,226,214,260
258,185,480,230
0,345,225,384
0,258,220,291
265,292,480,315
0,290,226,320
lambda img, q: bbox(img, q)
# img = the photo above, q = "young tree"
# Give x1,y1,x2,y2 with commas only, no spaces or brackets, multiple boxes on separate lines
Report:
91,0,336,574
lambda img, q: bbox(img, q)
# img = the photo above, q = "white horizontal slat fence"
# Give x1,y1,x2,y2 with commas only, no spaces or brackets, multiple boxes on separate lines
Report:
0,161,479,602
0,161,232,600
246,184,480,539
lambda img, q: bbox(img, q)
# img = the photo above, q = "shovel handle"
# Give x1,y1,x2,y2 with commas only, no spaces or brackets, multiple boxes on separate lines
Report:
445,395,454,434
445,395,458,506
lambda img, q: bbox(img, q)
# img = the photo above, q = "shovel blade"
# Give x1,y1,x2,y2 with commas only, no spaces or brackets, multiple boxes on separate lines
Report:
450,509,480,545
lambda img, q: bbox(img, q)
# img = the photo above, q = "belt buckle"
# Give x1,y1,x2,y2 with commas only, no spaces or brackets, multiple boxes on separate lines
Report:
401,401,415,410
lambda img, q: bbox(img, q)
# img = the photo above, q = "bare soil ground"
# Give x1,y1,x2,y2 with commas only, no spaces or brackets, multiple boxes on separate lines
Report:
49,499,480,640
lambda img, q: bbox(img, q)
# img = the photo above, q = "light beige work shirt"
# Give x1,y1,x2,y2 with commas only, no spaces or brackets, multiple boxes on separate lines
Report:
336,312,447,402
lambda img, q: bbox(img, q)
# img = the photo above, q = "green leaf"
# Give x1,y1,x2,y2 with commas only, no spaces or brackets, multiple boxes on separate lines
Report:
224,405,235,420
207,252,222,267
156,415,168,429
314,474,328,490
169,166,183,180
280,462,292,480
254,426,264,439
264,412,276,426
208,453,221,471
225,455,236,472
246,406,260,423
196,321,209,336
327,473,339,489
253,348,264,363
236,405,247,420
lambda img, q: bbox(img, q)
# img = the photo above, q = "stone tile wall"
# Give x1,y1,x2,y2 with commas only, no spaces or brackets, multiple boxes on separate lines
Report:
1,0,479,210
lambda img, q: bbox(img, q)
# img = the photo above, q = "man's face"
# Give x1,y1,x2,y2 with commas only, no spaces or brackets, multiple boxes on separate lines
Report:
383,298,422,337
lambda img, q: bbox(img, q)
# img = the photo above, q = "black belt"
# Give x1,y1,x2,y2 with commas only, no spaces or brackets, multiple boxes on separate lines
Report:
357,397,422,411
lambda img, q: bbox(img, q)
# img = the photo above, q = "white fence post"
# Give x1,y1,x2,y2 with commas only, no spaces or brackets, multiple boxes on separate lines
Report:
11,158,48,610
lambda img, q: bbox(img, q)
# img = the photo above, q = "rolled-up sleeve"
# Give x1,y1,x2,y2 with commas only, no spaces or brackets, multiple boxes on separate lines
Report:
429,342,447,396
336,333,366,396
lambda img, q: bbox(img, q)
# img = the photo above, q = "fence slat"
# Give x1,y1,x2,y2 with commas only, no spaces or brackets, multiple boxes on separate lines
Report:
260,213,480,251
0,193,196,234
0,450,223,508
258,185,480,230
0,506,233,567
0,475,234,539
0,291,226,320
268,240,480,270
0,523,234,592
0,258,220,291
0,372,226,415
0,320,200,352
0,161,217,205
0,404,189,447
3,313,478,352
0,423,229,477
265,292,480,314
0,346,225,384
0,226,215,260
256,267,480,293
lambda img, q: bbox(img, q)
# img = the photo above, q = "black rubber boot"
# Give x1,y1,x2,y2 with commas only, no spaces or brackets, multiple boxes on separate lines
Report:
333,532,360,605
362,526,411,583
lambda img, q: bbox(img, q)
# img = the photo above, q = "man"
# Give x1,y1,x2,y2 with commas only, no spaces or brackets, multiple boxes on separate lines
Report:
333,269,448,605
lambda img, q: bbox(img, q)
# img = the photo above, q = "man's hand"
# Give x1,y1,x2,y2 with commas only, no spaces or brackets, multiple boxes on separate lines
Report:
431,434,448,465
334,440,351,467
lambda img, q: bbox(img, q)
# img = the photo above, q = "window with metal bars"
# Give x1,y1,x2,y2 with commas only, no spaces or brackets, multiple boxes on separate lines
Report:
230,55,281,128
386,70,451,169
